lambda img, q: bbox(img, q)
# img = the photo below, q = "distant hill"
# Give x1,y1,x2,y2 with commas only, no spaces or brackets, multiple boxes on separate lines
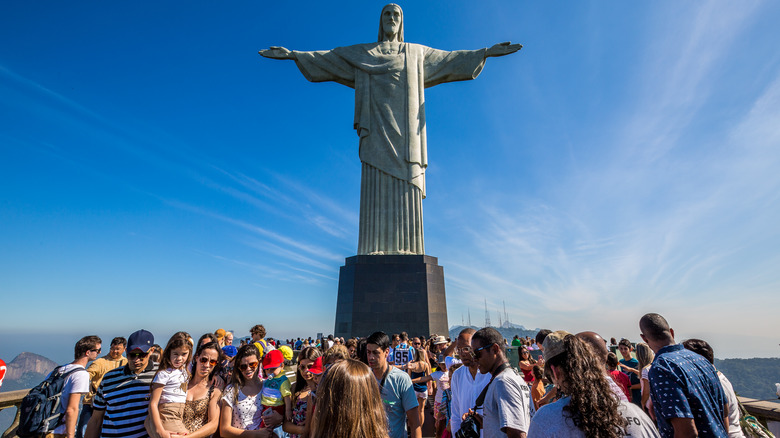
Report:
0,352,58,433
3,351,58,383
716,357,780,400
449,325,539,342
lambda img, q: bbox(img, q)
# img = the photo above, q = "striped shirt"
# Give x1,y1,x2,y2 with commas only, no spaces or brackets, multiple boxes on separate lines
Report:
92,361,156,438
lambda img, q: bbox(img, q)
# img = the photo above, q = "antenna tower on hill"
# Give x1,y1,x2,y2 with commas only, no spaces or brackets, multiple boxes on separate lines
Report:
484,298,491,327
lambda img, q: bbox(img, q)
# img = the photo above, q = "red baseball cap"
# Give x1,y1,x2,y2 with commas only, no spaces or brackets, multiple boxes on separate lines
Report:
308,356,324,375
262,349,284,369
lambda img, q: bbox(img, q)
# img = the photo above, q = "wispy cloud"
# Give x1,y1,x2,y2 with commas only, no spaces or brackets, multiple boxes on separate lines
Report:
437,3,779,342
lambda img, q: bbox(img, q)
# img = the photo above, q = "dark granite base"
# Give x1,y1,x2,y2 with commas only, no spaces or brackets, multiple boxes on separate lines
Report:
334,255,448,339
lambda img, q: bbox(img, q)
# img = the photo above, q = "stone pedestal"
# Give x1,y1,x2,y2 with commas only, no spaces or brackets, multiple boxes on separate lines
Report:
334,255,448,339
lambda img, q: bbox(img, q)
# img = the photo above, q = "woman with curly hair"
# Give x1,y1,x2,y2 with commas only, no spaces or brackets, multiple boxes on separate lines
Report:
310,359,388,438
527,331,659,438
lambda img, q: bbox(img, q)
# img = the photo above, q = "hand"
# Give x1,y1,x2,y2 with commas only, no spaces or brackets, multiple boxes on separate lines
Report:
259,46,295,60
486,41,522,57
261,409,283,428
466,410,483,428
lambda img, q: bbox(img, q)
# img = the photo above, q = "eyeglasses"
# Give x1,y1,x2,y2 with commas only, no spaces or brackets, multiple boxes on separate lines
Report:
473,343,495,359
199,357,218,366
128,352,149,359
457,346,474,357
89,348,102,354
239,362,259,371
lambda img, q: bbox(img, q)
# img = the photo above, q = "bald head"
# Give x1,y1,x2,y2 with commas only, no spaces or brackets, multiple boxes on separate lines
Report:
458,328,476,340
576,331,609,366
639,313,673,343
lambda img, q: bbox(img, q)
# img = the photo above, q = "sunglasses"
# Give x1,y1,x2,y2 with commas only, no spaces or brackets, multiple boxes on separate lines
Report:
89,348,102,354
239,362,259,371
473,343,495,359
128,351,149,359
199,357,218,366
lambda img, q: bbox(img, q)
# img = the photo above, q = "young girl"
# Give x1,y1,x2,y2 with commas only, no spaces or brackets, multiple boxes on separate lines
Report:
146,334,192,438
283,346,321,438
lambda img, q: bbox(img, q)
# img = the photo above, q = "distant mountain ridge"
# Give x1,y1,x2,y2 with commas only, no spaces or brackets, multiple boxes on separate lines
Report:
0,352,60,434
4,352,58,381
449,324,539,342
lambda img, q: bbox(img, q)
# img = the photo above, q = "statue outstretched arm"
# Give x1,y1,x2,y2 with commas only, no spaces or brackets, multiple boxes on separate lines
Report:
259,46,297,60
485,41,522,58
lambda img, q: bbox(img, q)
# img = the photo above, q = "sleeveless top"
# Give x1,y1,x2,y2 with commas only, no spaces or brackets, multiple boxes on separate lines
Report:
410,369,428,393
289,390,309,438
183,384,214,433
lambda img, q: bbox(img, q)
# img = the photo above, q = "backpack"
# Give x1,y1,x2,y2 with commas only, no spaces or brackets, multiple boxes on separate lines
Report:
738,398,775,438
17,365,84,437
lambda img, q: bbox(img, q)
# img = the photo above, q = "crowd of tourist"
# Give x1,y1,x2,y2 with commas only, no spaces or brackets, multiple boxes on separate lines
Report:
32,313,746,438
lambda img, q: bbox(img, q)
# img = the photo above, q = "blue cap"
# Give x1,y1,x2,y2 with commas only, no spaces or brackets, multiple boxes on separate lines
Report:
128,329,154,353
222,345,238,357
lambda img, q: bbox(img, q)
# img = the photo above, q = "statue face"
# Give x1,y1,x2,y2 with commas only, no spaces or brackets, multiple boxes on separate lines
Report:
381,5,402,37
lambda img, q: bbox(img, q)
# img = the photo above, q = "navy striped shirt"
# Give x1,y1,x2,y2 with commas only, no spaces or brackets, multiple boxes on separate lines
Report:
92,361,156,438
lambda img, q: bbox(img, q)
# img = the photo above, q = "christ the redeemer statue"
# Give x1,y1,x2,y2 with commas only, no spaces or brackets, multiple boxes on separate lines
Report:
260,4,521,256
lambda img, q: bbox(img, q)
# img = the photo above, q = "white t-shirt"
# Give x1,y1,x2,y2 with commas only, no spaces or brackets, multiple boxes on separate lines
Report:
222,385,264,430
718,371,746,438
528,396,661,437
431,370,449,403
153,368,188,404
482,368,530,437
51,363,89,435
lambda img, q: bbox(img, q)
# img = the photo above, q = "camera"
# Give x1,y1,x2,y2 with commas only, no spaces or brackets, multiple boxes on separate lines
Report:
455,413,480,438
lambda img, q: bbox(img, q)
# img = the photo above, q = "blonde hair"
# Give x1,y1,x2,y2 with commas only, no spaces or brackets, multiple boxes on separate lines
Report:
322,344,349,365
311,360,388,438
635,342,655,371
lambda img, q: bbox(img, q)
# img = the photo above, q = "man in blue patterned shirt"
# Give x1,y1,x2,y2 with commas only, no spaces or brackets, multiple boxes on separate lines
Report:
639,313,728,438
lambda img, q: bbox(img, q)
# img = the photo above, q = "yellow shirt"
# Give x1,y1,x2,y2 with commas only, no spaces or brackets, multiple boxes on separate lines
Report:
83,355,128,405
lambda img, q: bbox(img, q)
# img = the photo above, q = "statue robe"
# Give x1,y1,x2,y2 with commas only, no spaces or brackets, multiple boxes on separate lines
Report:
293,42,486,255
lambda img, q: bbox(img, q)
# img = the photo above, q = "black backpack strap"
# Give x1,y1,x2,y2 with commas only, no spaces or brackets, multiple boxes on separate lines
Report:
472,362,510,411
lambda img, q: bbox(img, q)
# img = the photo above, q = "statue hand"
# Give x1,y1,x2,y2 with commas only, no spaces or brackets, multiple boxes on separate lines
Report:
259,46,295,60
486,41,522,58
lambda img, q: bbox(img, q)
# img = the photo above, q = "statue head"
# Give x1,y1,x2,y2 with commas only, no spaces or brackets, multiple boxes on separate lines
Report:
377,4,403,42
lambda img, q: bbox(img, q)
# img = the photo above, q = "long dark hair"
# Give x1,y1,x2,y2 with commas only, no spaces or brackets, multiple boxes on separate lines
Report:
193,341,223,381
230,343,260,398
294,346,322,396
546,334,627,438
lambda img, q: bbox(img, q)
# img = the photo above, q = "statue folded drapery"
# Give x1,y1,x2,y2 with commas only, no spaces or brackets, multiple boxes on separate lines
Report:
293,43,486,254
260,4,521,255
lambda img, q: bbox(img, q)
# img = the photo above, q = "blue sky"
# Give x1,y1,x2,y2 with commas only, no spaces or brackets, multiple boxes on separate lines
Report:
2,1,780,363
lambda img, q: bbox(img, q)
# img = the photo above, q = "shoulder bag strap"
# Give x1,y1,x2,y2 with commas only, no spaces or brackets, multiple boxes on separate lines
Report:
473,362,510,410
